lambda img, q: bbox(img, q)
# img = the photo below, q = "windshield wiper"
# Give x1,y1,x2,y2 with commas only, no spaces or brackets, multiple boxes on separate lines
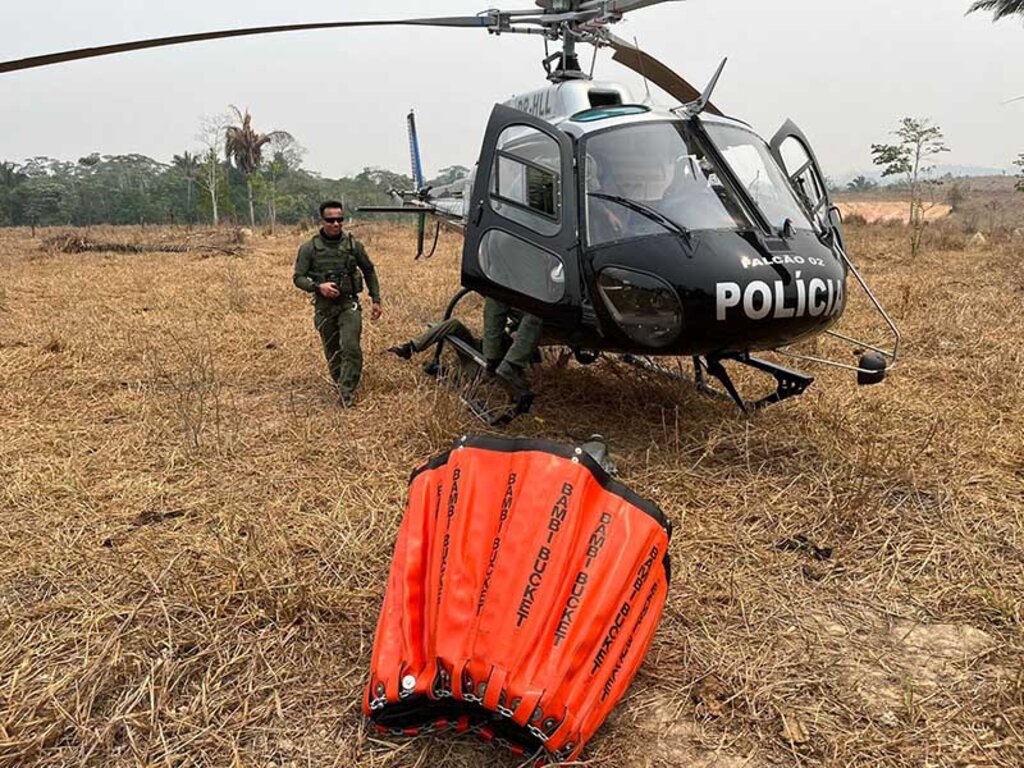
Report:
588,192,690,240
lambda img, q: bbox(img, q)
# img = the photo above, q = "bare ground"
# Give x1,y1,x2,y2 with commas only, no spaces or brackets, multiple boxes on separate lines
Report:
0,222,1022,767
836,201,952,224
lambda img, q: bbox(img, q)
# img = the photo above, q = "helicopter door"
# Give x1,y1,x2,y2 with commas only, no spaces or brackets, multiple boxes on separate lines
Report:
769,120,845,249
462,104,579,321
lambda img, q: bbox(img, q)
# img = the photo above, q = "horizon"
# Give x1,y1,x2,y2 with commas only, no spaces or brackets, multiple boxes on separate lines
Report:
1,1,1022,181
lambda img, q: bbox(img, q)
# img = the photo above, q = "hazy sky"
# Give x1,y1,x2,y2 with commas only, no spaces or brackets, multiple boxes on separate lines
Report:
1,1,1022,180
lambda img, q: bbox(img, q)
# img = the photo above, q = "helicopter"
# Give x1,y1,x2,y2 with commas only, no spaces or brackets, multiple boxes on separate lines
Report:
1,0,900,425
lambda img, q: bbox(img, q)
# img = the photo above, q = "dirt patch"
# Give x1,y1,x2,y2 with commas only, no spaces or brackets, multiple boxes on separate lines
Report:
838,201,952,223
803,611,1006,723
628,702,763,767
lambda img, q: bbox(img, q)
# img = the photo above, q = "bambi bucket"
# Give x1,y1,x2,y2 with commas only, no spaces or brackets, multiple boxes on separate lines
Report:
363,435,672,765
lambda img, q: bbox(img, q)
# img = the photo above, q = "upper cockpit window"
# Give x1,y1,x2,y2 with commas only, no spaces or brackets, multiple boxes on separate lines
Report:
571,105,650,123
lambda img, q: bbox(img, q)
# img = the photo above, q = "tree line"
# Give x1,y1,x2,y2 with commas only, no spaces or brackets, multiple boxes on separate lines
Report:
0,107,469,230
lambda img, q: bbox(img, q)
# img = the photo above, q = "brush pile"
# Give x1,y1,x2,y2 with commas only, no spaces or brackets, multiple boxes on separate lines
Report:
41,227,246,256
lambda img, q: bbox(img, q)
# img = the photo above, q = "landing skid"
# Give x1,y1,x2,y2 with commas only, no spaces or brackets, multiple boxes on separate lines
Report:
621,352,813,413
429,334,534,427
697,354,813,412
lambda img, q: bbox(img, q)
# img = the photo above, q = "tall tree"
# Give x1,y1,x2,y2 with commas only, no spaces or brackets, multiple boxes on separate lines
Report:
428,165,471,186
224,106,292,227
1014,154,1024,193
197,114,229,225
258,133,304,233
967,0,1024,20
172,152,200,223
871,117,949,256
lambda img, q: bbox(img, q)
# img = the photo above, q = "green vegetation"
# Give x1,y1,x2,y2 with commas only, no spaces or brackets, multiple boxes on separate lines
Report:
871,117,949,255
846,174,878,193
968,0,1024,21
224,106,292,228
0,111,422,229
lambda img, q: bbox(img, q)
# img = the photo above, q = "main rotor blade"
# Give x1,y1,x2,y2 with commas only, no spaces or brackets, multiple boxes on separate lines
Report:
579,0,686,13
0,16,496,74
536,0,682,10
606,35,722,116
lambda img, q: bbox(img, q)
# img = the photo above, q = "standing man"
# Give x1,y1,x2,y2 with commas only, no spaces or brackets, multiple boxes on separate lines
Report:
293,201,382,407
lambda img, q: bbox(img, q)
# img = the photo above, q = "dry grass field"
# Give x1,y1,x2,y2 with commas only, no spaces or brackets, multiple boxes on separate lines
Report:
1,221,1022,767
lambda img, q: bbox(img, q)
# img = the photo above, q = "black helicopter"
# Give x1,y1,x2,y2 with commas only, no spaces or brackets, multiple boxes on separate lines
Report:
1,0,900,424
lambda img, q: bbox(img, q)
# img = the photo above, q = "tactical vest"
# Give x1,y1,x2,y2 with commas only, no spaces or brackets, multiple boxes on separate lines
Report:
311,233,364,298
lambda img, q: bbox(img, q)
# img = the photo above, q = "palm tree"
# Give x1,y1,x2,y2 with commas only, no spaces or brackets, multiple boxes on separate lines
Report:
968,0,1024,20
172,152,200,223
224,106,292,227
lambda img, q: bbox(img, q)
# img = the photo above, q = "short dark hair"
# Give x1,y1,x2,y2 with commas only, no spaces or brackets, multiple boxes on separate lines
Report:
319,200,344,217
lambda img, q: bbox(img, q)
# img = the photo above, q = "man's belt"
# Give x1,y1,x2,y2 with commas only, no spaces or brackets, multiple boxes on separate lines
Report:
316,292,358,303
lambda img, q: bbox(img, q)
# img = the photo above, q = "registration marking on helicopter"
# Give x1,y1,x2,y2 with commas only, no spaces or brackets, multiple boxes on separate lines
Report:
507,90,555,118
716,275,844,322
739,254,828,269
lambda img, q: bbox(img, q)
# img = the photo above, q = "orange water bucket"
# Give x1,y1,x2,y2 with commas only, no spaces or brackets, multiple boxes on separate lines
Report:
363,435,672,765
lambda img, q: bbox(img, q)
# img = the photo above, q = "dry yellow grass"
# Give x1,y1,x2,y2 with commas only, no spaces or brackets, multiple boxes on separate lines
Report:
836,201,952,224
1,221,1021,767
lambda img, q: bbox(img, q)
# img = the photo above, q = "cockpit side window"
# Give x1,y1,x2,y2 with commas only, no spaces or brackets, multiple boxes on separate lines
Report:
489,126,561,237
583,122,750,247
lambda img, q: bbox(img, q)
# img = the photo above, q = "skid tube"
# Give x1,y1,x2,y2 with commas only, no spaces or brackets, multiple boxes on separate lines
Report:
424,288,534,427
621,352,813,413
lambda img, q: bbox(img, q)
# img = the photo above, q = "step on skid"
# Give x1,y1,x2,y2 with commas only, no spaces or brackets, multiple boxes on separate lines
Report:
429,334,534,427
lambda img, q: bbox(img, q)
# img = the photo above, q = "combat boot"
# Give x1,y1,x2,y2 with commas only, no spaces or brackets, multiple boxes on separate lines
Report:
496,360,531,394
388,342,414,360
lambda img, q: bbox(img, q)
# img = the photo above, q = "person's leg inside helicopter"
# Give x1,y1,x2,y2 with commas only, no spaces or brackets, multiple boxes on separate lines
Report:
482,299,542,395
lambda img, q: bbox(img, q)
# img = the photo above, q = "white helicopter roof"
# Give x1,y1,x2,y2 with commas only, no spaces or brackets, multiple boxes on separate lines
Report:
502,78,749,139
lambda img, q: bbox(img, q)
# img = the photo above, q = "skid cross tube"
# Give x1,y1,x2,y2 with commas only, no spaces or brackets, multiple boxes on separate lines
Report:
700,354,814,412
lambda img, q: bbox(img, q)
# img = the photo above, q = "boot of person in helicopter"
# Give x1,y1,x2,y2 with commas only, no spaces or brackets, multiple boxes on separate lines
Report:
389,317,478,360
483,298,542,394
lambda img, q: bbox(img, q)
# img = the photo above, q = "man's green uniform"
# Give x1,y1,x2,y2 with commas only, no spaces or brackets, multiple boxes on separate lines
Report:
293,231,381,396
482,299,542,371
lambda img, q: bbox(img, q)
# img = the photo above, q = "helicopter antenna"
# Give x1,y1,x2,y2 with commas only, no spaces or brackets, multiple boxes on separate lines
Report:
683,57,727,115
633,36,652,102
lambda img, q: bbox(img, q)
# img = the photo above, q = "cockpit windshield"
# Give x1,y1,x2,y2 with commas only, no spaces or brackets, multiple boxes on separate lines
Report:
703,123,814,232
583,122,749,246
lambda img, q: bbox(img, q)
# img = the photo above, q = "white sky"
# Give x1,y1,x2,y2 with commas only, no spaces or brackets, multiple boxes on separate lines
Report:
1,1,1022,179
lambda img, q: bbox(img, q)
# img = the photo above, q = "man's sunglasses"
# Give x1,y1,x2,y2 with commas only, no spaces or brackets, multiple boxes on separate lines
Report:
322,216,344,224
